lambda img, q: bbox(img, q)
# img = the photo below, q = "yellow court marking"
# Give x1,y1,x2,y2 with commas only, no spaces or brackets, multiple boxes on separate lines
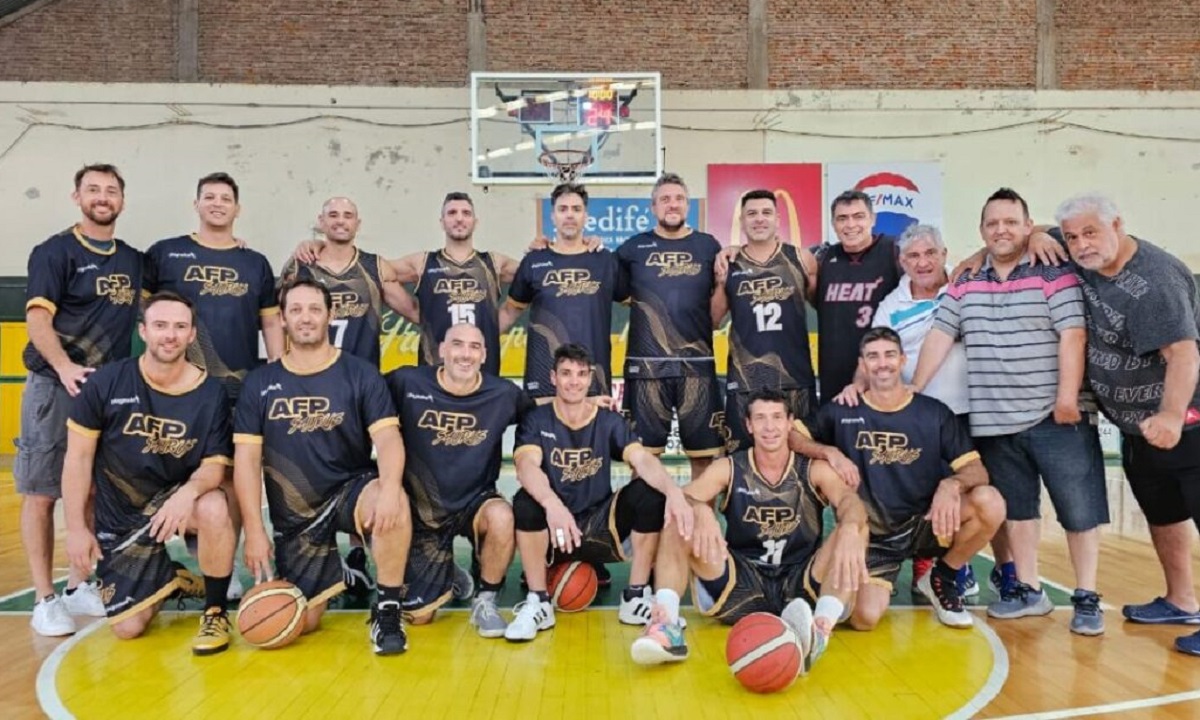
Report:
47,609,1001,720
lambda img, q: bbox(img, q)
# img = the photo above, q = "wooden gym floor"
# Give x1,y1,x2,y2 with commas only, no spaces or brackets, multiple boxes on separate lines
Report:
1,467,1198,719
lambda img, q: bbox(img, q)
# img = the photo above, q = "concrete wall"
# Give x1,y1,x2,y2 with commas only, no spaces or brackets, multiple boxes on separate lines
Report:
2,83,1200,275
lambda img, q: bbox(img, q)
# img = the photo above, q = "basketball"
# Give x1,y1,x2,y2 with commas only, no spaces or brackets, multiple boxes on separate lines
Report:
236,580,308,649
547,561,598,612
725,613,804,693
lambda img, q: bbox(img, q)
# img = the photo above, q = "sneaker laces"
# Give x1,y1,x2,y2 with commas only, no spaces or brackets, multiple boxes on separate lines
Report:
1001,581,1035,603
198,609,229,638
472,595,501,622
512,599,544,624
373,601,403,635
1072,591,1102,615
931,571,965,612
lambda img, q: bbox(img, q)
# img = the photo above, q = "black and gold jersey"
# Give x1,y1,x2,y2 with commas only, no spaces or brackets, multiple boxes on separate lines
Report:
415,249,502,376
720,450,825,575
280,249,386,368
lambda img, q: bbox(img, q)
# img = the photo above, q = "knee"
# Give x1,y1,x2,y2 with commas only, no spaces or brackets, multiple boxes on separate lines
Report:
302,606,324,634
849,604,885,631
193,490,231,530
111,616,149,640
970,486,1007,528
408,611,434,626
23,494,56,512
482,501,514,537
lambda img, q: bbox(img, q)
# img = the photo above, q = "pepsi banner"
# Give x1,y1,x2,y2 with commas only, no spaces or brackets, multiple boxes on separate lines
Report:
824,162,943,240
536,197,704,251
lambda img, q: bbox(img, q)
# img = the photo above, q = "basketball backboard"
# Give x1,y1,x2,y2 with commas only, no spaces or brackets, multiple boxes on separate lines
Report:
470,72,662,185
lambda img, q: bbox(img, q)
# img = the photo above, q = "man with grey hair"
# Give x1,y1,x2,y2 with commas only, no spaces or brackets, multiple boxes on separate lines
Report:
1056,193,1200,656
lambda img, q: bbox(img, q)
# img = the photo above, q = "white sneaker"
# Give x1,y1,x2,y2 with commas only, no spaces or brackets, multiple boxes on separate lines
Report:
504,593,555,642
451,563,475,602
227,573,244,602
32,596,77,637
618,586,654,625
63,582,107,617
780,599,814,676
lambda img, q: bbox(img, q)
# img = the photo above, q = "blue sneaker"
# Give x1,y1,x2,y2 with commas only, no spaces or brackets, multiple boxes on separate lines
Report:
987,582,1054,619
958,565,979,598
987,562,1017,597
1175,630,1200,656
1070,589,1104,636
1122,597,1200,625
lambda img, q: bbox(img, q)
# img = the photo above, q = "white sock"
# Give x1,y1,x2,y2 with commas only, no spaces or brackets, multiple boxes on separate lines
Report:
656,588,681,624
814,595,845,626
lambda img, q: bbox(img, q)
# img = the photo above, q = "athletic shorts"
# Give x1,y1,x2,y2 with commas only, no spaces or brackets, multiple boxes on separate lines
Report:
622,374,723,457
693,551,819,624
95,485,184,624
1122,429,1200,530
13,373,72,497
402,491,506,618
865,516,946,588
724,387,815,453
274,473,374,606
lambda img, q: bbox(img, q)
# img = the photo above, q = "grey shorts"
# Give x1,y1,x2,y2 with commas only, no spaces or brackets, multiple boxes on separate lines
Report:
13,373,72,497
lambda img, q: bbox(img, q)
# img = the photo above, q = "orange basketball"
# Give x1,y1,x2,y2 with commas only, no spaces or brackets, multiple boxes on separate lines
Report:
725,612,804,693
547,561,598,612
236,579,308,649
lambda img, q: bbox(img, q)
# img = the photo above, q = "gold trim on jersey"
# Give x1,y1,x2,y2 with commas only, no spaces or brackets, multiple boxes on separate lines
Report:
73,225,118,256
620,442,644,466
314,247,361,277
139,356,209,396
950,450,982,472
548,243,589,256
405,589,454,621
737,241,783,267
26,297,57,315
282,348,341,376
694,554,738,617
310,581,346,608
791,419,813,439
748,449,795,489
606,486,629,561
413,251,431,293
259,306,281,316
201,455,234,467
718,457,736,512
552,400,597,431
233,433,263,445
506,297,530,310
438,247,479,266
436,367,483,396
642,445,667,455
862,390,915,413
513,444,540,461
187,233,240,251
108,577,181,625
367,417,401,436
66,419,101,439
683,447,722,458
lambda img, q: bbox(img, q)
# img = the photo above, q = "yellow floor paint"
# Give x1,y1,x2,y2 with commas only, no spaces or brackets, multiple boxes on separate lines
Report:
50,608,998,719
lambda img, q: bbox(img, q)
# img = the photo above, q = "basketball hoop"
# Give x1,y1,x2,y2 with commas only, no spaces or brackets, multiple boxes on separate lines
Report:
539,148,593,184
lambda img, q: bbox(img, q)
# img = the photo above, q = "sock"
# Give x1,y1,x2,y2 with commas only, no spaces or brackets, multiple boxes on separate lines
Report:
623,584,648,602
41,594,56,604
814,595,845,627
934,559,959,578
377,584,404,604
479,579,503,593
535,590,551,604
204,574,232,612
655,588,680,624
65,586,78,596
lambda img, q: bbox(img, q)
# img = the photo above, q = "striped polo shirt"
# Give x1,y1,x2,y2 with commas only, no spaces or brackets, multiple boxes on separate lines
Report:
932,254,1086,437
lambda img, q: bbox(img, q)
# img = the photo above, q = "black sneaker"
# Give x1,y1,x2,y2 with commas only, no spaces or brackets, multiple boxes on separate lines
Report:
343,547,376,603
916,564,973,628
369,600,408,655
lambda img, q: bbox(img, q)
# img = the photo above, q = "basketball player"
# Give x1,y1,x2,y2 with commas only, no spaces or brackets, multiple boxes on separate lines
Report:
711,189,818,452
234,279,411,655
809,327,1005,630
19,164,143,636
279,196,419,602
63,292,237,653
384,322,533,638
630,388,870,668
506,344,690,641
617,173,724,479
143,172,284,406
499,183,622,401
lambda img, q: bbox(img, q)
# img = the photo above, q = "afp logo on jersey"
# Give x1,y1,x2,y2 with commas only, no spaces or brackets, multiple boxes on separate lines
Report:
646,251,701,278
417,410,488,446
550,448,604,483
432,278,486,304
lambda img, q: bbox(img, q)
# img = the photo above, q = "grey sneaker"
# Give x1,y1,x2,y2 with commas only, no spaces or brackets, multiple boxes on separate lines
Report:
469,591,507,638
1070,589,1104,636
451,563,475,602
987,582,1054,619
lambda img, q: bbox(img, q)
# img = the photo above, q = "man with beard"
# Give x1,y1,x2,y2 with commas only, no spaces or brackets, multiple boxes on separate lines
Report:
63,292,237,654
234,279,411,655
617,173,724,480
143,172,284,408
19,164,143,636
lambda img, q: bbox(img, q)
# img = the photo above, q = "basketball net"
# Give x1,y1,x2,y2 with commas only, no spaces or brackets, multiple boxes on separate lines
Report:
539,148,593,184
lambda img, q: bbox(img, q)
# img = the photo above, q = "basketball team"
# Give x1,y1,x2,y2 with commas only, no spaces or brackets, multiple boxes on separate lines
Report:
15,164,1200,669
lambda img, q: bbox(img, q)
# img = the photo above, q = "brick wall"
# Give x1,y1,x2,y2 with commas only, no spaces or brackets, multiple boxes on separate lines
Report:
0,0,175,83
484,0,749,89
1057,1,1200,90
1,0,1198,89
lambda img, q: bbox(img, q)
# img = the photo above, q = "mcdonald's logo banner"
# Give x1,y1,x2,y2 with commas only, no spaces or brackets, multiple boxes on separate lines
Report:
824,162,944,239
705,164,824,249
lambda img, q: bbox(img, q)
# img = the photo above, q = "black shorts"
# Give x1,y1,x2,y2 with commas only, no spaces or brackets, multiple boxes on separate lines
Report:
275,474,374,606
95,486,185,624
1122,429,1200,530
693,551,819,624
865,516,947,588
513,478,667,567
402,491,506,618
724,387,815,453
623,374,723,457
